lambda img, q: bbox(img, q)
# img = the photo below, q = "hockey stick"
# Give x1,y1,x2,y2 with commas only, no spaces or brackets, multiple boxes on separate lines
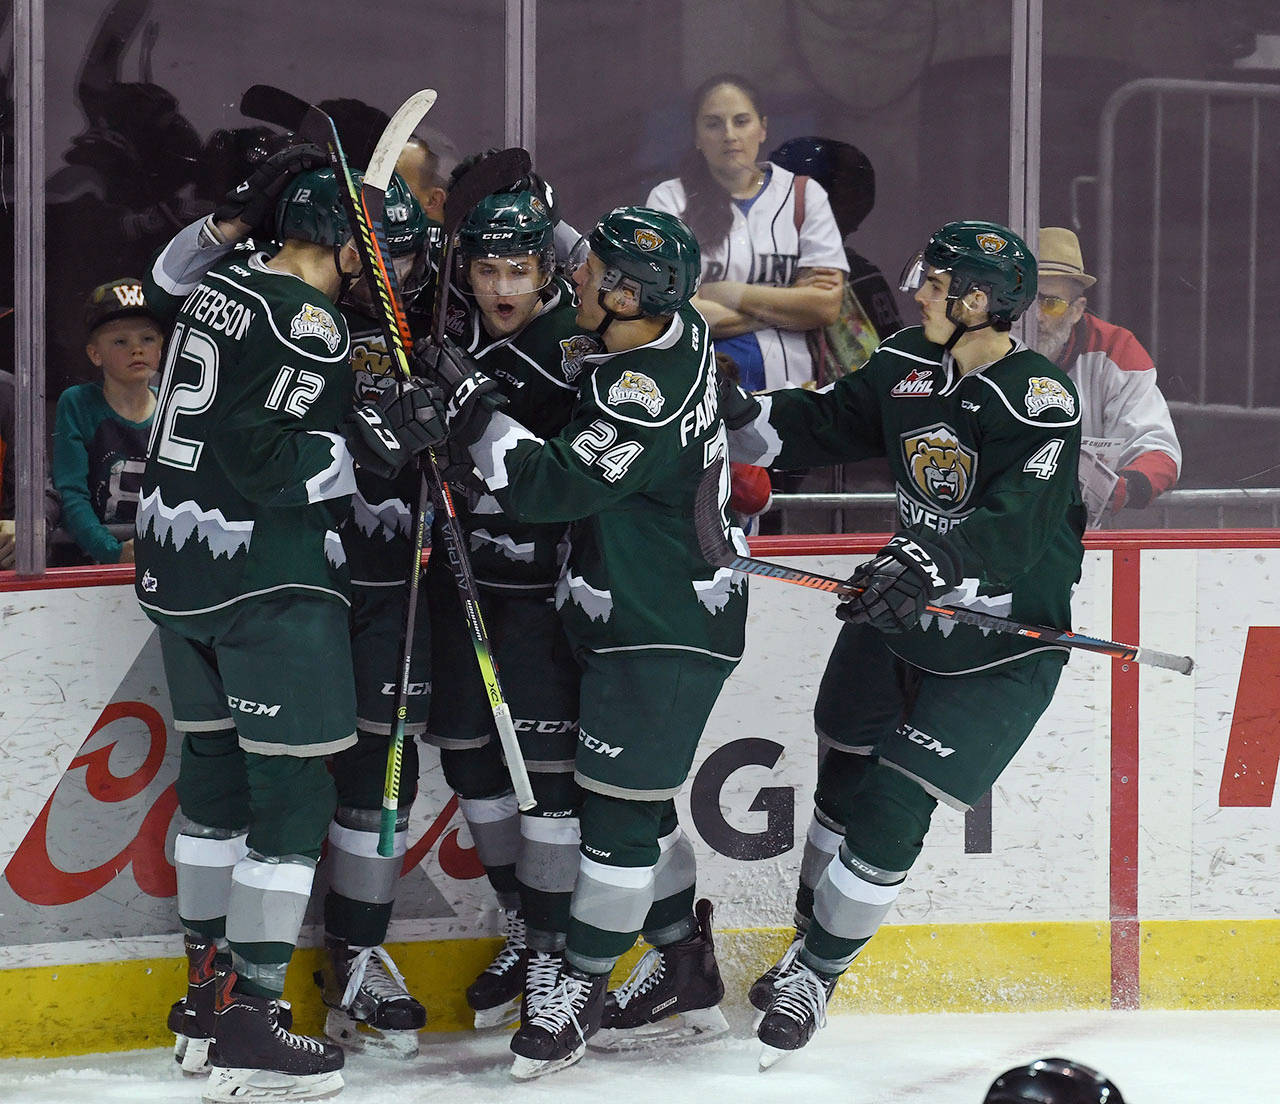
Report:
693,459,1195,675
241,88,537,850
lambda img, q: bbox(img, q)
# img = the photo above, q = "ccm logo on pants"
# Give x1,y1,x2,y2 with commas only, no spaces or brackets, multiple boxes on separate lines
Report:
578,730,623,758
226,696,282,717
900,723,955,758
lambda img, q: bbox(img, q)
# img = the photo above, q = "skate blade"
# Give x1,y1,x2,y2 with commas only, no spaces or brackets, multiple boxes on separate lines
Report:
509,1043,586,1081
472,996,521,1030
759,1043,794,1071
588,1005,730,1051
174,1034,212,1075
202,1067,343,1103
323,1008,420,1059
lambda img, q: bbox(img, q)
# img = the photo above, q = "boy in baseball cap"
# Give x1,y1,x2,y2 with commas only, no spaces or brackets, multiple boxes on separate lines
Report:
50,278,163,563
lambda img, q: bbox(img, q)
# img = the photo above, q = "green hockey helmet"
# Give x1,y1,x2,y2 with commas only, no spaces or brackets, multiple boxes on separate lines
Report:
900,220,1037,328
456,189,555,296
587,206,701,316
381,172,429,258
274,168,351,247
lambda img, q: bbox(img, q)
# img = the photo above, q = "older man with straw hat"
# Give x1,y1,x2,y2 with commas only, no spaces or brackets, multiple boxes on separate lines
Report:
1034,227,1181,524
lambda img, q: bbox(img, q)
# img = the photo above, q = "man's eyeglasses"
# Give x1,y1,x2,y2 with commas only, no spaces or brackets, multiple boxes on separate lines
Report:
1036,294,1078,318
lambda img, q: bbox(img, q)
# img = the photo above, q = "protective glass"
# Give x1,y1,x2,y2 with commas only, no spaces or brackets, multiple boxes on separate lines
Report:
567,234,592,275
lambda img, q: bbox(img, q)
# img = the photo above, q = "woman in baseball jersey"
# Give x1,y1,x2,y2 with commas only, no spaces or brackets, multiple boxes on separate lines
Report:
647,73,848,391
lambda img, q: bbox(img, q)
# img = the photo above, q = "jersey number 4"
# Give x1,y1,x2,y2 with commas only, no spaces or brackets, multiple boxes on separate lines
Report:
570,418,644,483
1023,438,1065,481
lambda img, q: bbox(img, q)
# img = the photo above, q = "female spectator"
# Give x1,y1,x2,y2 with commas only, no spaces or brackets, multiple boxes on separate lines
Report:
646,73,847,391
52,278,161,564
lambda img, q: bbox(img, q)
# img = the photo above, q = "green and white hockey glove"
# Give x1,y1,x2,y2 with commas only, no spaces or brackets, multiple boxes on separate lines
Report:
838,534,960,633
342,380,448,479
213,141,327,237
411,337,508,449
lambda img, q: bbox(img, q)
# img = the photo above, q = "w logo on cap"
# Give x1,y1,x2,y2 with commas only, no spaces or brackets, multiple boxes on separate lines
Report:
112,283,147,307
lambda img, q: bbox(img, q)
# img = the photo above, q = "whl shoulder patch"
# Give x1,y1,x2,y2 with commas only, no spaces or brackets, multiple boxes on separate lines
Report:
290,303,342,352
1024,376,1075,417
608,370,665,416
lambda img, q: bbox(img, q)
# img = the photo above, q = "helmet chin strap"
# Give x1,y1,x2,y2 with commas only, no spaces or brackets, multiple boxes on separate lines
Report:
594,286,643,339
943,295,992,351
333,244,358,308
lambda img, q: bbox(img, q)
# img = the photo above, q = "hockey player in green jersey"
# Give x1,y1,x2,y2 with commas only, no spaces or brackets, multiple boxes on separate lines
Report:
727,220,1086,1068
420,206,747,1079
417,189,592,1032
138,151,444,1102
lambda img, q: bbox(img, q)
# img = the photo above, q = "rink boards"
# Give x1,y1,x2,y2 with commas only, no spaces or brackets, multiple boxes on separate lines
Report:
1,532,1278,1056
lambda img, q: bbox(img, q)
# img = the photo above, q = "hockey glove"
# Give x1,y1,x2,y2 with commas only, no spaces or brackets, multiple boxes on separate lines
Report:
342,380,448,480
837,534,960,633
411,337,508,449
213,141,327,236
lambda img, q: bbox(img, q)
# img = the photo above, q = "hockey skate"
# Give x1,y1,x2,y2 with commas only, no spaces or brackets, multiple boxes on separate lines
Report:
509,966,607,1080
314,937,426,1058
466,908,527,1029
747,930,803,1012
589,898,729,1051
755,954,838,1071
203,972,343,1104
520,948,564,1023
169,935,218,1075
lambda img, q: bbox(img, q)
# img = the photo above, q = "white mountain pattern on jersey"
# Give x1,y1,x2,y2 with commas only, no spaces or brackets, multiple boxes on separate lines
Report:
136,486,252,560
693,565,748,613
920,577,1014,637
556,571,613,622
470,529,535,563
350,489,412,542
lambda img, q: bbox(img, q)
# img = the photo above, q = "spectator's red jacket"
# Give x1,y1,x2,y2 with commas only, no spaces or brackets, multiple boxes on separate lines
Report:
1056,312,1181,506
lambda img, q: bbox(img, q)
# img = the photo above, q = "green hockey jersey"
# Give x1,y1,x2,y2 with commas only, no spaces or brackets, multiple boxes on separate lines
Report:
447,275,598,595
732,326,1085,674
136,252,355,615
465,303,748,660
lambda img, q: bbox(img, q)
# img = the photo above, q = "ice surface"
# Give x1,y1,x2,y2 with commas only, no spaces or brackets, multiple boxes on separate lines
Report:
1,1008,1274,1103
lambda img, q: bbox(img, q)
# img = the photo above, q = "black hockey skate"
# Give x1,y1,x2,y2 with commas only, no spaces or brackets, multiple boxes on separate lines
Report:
169,935,218,1075
204,972,344,1104
589,897,729,1051
747,930,803,1011
466,908,527,1029
509,965,607,1080
755,954,838,1070
314,937,426,1058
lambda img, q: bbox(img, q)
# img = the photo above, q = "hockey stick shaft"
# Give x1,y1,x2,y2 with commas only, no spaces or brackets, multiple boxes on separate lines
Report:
692,459,1195,675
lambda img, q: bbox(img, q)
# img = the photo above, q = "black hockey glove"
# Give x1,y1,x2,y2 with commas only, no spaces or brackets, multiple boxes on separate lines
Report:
342,380,448,480
837,534,960,633
213,141,327,236
411,337,508,449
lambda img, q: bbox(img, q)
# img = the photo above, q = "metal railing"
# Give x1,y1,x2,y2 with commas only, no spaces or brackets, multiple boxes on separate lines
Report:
1093,78,1280,414
769,487,1280,530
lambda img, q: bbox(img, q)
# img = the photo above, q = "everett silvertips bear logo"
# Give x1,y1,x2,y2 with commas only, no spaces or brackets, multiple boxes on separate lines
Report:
560,334,601,383
634,228,664,252
289,303,342,352
608,370,665,415
1025,376,1076,417
902,423,977,510
976,232,1008,254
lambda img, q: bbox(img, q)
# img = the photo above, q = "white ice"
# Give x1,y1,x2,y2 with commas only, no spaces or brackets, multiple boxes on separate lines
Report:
1,1008,1274,1103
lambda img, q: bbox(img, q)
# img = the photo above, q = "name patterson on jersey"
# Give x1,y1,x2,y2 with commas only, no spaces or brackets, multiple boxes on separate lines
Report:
895,486,972,534
182,282,253,341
